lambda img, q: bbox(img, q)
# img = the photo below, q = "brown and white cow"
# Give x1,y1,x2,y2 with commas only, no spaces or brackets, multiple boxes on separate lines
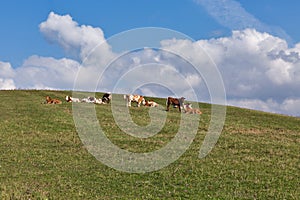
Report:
45,96,62,104
183,103,202,114
145,100,159,107
124,94,146,107
166,97,185,112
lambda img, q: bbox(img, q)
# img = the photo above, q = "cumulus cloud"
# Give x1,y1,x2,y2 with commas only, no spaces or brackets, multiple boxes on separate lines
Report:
0,61,16,89
39,12,119,91
0,61,15,78
14,55,80,90
39,12,115,65
0,79,16,90
164,29,300,94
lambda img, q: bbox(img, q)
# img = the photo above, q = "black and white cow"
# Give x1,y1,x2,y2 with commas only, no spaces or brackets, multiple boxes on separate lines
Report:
102,93,112,104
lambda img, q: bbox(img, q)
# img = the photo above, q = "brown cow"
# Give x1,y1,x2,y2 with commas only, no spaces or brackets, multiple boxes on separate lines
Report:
45,96,62,104
166,97,185,112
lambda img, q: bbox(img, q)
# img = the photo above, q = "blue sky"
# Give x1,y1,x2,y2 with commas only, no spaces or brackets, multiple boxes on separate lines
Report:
1,0,300,116
2,0,299,66
0,0,217,66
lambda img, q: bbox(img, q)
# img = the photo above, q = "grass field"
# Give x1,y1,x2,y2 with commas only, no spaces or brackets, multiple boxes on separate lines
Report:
0,90,299,199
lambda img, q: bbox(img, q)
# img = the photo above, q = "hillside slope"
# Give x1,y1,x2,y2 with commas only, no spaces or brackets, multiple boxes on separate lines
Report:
0,90,299,199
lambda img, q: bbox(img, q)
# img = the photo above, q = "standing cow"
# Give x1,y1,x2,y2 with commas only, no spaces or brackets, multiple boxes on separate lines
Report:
166,97,185,112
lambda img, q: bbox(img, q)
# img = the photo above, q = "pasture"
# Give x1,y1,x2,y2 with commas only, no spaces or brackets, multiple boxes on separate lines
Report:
0,90,299,199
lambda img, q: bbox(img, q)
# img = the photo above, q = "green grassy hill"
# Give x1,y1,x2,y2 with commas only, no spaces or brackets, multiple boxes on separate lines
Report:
0,90,299,199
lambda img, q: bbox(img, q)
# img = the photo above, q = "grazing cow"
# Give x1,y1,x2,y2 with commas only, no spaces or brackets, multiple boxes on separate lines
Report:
124,94,146,107
102,93,112,104
65,96,81,103
166,97,185,112
145,100,159,107
183,103,202,114
45,96,62,104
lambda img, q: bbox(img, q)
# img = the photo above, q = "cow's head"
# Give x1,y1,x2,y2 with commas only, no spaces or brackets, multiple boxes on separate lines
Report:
46,96,51,102
179,97,185,104
65,96,71,102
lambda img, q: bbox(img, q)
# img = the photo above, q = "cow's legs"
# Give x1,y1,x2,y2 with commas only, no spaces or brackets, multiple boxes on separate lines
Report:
166,102,170,111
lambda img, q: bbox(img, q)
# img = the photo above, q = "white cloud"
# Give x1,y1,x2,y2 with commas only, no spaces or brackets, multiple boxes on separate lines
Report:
39,12,114,64
0,61,16,90
280,98,300,116
0,79,16,90
14,55,80,90
0,61,15,78
162,29,300,98
195,0,264,30
228,98,300,116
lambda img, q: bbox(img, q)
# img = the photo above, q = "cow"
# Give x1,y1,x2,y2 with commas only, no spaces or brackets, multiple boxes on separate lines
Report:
81,96,97,103
65,96,81,103
183,103,202,114
102,93,112,104
94,98,103,104
124,94,146,107
166,97,185,112
145,100,159,107
183,103,193,110
80,96,103,104
45,96,62,104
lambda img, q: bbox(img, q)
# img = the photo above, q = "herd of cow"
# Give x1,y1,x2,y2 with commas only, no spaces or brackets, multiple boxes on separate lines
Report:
44,93,202,114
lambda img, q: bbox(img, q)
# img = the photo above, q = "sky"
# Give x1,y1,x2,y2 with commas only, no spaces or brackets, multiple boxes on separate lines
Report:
1,0,300,116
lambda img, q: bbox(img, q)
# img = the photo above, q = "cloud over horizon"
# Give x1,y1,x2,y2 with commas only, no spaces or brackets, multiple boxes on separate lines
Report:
1,12,300,116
